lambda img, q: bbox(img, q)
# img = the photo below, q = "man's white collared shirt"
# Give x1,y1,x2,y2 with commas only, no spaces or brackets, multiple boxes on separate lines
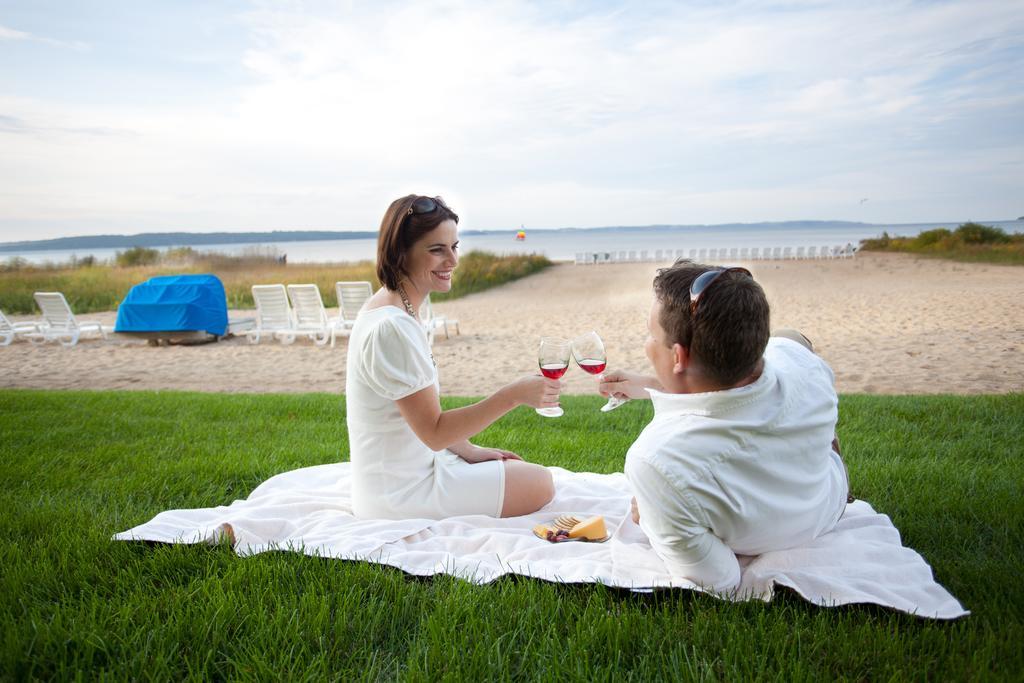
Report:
625,338,849,592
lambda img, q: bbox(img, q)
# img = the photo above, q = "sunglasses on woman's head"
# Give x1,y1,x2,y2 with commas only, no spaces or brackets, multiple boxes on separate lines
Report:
689,267,753,318
407,196,452,216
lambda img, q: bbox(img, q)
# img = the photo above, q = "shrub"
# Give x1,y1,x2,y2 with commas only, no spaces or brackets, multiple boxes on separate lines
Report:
1,256,28,272
859,232,891,250
116,246,159,267
859,222,1024,265
911,228,952,250
953,222,1010,245
161,247,200,263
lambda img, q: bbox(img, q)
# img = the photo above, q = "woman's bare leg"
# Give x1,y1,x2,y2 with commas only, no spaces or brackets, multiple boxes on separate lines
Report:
500,460,555,517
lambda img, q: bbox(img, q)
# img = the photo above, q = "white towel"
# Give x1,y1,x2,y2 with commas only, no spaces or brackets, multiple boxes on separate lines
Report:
113,464,968,620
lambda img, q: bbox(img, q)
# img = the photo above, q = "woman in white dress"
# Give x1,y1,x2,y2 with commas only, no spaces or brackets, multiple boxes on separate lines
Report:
346,194,559,520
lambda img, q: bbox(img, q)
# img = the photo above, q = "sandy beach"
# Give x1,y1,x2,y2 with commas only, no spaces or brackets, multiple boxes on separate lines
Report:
2,252,1022,396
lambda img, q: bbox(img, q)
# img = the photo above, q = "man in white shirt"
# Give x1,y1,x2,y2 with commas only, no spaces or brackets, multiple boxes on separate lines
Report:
599,261,850,593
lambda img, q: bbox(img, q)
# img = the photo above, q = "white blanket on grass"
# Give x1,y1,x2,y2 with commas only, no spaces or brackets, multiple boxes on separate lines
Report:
113,464,967,620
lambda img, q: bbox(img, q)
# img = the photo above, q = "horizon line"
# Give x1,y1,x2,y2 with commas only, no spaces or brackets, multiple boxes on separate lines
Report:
3,217,1021,251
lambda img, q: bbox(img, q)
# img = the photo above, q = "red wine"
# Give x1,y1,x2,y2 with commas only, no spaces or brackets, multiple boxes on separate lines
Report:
576,358,606,375
540,363,568,379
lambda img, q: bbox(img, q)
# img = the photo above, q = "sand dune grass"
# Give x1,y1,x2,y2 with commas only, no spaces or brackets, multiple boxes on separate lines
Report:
860,222,1024,265
0,250,551,314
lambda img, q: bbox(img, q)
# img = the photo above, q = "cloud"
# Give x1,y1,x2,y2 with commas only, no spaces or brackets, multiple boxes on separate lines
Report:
230,1,1023,150
0,24,31,41
1,1,1023,239
0,112,133,138
0,22,88,50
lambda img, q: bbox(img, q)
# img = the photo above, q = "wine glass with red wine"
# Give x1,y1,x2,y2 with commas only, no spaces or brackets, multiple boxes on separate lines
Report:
572,331,627,412
537,337,570,417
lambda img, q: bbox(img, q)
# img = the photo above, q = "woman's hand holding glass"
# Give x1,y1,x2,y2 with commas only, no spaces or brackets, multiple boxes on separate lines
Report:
500,372,562,415
536,337,571,417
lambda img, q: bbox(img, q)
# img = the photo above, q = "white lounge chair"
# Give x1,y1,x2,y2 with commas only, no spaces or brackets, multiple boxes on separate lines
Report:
247,284,296,345
335,281,373,334
419,294,459,345
1,309,39,346
287,284,337,347
27,292,107,347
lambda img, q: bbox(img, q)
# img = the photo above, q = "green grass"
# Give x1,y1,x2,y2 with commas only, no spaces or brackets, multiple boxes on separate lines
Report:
2,390,1022,680
0,250,552,314
860,222,1024,266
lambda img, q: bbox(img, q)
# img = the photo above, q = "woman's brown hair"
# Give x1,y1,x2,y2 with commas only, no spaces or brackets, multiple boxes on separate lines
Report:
375,195,459,291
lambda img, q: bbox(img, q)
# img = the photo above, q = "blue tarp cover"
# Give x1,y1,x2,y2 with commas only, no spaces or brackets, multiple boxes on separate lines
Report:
115,274,228,336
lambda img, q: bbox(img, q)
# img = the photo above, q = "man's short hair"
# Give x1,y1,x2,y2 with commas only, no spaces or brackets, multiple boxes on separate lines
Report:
652,259,770,386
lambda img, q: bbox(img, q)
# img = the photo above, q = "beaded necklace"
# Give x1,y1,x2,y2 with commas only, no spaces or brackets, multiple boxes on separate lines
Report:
396,282,435,367
396,283,416,318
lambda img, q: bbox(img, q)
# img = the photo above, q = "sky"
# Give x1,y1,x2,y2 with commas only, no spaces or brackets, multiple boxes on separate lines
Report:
1,0,1022,241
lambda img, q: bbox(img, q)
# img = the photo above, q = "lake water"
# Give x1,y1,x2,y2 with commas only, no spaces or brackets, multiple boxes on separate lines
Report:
6,220,1023,265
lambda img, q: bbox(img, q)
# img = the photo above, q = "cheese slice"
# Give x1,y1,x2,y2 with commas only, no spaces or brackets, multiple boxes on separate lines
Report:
568,515,607,540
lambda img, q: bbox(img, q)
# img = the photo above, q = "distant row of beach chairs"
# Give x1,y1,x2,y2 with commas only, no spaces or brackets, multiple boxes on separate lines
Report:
573,244,858,265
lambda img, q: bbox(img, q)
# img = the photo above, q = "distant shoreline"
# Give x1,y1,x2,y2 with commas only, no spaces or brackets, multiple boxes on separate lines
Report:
3,219,1020,253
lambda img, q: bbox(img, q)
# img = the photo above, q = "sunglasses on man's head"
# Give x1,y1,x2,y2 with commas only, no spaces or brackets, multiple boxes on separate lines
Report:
407,196,452,216
689,267,753,318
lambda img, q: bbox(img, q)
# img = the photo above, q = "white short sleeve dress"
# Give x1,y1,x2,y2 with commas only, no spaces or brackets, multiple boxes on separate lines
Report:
345,306,505,519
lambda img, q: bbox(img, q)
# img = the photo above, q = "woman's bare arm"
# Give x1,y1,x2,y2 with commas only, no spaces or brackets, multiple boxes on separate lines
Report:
396,376,560,452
